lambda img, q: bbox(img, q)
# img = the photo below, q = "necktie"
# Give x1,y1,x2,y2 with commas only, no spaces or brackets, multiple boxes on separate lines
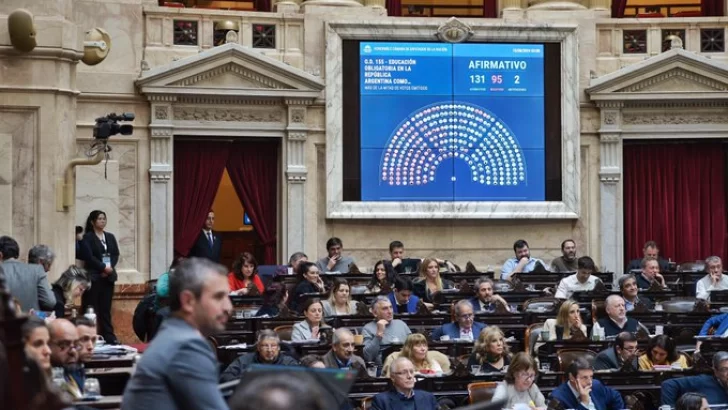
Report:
207,232,213,247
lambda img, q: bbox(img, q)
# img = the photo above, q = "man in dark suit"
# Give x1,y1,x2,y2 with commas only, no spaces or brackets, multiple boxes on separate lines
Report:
188,211,222,263
431,300,486,341
122,258,232,410
322,329,366,370
550,357,624,410
593,332,639,370
625,240,670,273
372,357,438,410
0,236,55,312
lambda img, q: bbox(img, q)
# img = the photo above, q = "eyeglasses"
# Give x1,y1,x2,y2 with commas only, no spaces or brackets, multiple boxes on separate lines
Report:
517,372,537,380
51,340,82,351
459,314,474,319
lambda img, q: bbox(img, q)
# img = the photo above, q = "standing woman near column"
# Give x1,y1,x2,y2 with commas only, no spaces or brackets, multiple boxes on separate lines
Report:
81,210,120,344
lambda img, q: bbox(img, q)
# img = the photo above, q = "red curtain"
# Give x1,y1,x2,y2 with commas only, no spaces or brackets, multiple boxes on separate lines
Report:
702,0,724,16
226,142,279,264
611,0,627,17
483,0,497,17
173,140,230,258
624,142,728,265
255,0,271,12
387,0,402,16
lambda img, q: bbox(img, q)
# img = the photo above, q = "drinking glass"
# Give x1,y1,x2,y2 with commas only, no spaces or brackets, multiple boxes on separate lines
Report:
470,365,481,375
84,378,101,397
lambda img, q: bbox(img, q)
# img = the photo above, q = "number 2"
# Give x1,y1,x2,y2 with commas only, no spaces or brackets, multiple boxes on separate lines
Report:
514,75,520,84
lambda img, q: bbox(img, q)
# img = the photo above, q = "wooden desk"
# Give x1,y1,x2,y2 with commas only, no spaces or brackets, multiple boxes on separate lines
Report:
75,395,122,409
86,353,136,369
87,367,132,396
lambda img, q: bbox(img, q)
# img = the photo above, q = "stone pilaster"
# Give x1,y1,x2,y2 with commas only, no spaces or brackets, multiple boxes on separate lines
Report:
149,99,175,278
284,100,309,258
597,103,624,281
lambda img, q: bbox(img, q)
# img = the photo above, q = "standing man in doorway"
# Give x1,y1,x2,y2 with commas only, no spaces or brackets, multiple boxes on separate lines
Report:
188,211,222,263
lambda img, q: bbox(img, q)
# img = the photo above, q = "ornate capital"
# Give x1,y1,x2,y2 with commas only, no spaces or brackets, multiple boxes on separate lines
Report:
154,106,169,120
286,170,307,183
599,132,622,184
289,108,306,124
150,167,172,183
150,127,173,138
436,18,474,44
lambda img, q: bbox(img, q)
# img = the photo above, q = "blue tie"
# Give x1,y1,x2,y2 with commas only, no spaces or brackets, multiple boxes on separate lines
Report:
207,232,213,247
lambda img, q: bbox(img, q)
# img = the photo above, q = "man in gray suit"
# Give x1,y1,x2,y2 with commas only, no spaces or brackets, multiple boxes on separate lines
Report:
122,257,232,410
0,236,55,312
322,328,366,370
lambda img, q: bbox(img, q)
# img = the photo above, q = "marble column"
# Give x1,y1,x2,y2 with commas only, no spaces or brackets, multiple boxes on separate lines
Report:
597,103,624,282
149,101,174,278
285,101,309,258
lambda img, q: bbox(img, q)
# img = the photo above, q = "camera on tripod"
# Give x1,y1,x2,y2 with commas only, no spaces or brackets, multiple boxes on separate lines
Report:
93,112,135,139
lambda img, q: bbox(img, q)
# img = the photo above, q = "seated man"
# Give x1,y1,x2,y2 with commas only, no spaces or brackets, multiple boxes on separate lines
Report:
619,274,654,312
593,332,639,370
0,235,56,312
550,357,624,410
554,256,601,299
501,239,548,281
661,351,728,406
315,237,355,273
388,240,421,274
69,317,97,390
49,318,83,398
551,239,578,273
372,357,438,410
626,240,670,273
431,299,486,342
322,328,366,370
697,312,728,352
696,256,728,300
362,296,412,365
595,295,642,337
635,257,667,290
387,276,420,314
469,277,510,312
220,329,299,382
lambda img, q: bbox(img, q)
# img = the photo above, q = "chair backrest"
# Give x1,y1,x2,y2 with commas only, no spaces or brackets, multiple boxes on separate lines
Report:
662,297,698,313
523,298,561,313
557,348,597,372
467,381,498,404
678,261,706,272
678,351,693,367
360,396,374,410
525,322,544,355
273,324,293,341
493,280,514,293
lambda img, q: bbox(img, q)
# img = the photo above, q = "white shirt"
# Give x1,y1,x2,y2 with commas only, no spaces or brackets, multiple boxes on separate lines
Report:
696,274,728,300
554,274,599,299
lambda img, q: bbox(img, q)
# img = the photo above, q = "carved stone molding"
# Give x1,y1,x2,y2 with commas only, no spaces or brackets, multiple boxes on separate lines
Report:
290,108,306,123
603,111,616,125
594,101,624,109
622,112,728,125
599,173,620,184
154,106,169,120
288,132,307,141
286,171,307,183
150,170,172,182
150,127,173,138
616,68,728,93
435,18,474,43
600,133,621,143
599,132,622,184
148,95,177,103
170,63,292,89
173,107,284,122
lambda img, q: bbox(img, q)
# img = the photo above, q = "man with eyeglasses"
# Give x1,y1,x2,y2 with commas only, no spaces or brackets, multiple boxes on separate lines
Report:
220,329,299,382
323,328,366,370
662,351,728,406
63,317,97,393
49,318,84,398
593,332,639,370
372,357,438,410
550,357,623,410
431,299,486,342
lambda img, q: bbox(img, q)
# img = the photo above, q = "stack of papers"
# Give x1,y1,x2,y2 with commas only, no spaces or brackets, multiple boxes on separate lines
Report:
93,345,138,355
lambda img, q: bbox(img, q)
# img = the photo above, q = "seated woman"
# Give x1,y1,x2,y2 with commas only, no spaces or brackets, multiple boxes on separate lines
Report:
290,262,326,312
291,298,331,342
382,333,451,377
468,325,511,372
537,300,587,348
413,257,455,307
255,282,288,317
367,260,396,294
22,316,52,377
676,393,710,410
492,352,546,408
322,278,358,317
228,252,264,295
639,334,689,370
52,266,91,318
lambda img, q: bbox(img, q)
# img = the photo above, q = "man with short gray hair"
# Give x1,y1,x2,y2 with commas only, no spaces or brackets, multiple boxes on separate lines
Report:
696,256,728,300
28,244,55,273
362,296,411,364
661,351,728,406
371,357,438,410
431,299,486,341
220,329,299,382
122,257,232,410
322,328,366,370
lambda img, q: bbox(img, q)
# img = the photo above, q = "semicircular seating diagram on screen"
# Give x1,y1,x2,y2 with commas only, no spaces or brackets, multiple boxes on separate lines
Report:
379,101,527,188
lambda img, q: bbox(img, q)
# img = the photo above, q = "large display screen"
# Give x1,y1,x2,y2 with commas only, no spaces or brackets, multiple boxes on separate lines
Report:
359,42,545,202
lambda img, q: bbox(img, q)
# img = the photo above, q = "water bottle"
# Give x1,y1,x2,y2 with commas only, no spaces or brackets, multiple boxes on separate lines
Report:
85,307,97,326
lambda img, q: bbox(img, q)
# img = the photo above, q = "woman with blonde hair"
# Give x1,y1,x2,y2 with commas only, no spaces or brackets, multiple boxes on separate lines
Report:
322,278,358,317
468,325,511,372
492,352,546,408
52,265,91,318
539,300,587,342
412,257,455,306
382,333,451,376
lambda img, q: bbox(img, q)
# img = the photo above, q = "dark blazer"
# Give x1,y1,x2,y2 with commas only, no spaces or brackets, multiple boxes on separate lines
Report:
626,257,669,274
291,280,323,312
469,297,501,312
661,374,728,406
81,231,120,283
549,380,624,410
412,279,455,304
431,321,486,341
593,347,638,371
597,317,640,337
52,284,66,318
371,389,438,410
388,292,420,314
322,349,366,370
187,230,222,263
